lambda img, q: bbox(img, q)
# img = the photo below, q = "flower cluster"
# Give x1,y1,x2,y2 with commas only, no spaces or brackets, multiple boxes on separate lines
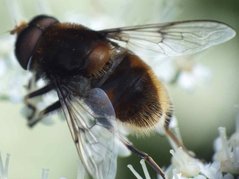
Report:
1,118,238,178
0,155,84,179
128,117,239,179
213,123,239,174
0,36,30,102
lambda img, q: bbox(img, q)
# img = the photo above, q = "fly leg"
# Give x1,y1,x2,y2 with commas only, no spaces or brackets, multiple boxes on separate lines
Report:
164,108,194,156
27,100,61,127
23,74,61,127
120,137,166,179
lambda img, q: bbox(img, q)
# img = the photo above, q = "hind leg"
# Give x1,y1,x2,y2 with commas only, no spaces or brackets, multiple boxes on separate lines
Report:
164,108,187,150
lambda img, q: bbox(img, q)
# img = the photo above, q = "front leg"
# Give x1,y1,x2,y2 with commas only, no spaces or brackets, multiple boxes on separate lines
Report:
23,74,61,127
24,84,54,121
27,100,61,127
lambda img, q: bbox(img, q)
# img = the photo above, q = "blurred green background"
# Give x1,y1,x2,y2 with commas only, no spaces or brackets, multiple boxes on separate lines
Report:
0,0,238,178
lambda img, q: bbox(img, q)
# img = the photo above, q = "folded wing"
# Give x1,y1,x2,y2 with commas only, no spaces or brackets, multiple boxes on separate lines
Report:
56,86,118,179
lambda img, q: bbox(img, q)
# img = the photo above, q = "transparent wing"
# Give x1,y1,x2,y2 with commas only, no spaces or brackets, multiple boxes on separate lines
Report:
99,20,236,57
56,86,118,179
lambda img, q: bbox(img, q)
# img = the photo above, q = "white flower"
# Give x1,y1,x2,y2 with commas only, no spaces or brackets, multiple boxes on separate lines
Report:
213,119,239,174
128,116,239,179
0,153,87,179
0,152,10,179
128,159,152,179
177,63,211,91
153,58,178,84
170,147,201,177
41,170,75,179
200,162,234,179
0,36,29,102
41,169,50,179
151,54,212,92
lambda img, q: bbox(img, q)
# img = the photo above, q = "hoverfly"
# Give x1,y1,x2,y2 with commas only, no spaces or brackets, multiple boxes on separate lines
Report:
11,15,235,179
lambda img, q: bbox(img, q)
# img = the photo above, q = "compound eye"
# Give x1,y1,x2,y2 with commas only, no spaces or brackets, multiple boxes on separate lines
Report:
15,15,58,70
